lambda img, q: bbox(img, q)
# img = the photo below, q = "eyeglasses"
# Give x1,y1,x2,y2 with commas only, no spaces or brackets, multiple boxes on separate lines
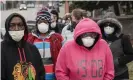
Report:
9,23,24,31
81,32,98,38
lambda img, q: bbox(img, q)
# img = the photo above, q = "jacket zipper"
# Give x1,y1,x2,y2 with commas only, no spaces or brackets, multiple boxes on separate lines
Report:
43,39,45,58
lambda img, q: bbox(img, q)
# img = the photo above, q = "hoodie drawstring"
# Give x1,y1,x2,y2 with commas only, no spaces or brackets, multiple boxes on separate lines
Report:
18,48,26,62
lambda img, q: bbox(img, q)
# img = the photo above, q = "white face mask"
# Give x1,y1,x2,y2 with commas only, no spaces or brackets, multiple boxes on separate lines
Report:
38,23,49,33
62,20,65,24
58,19,61,23
9,30,24,42
104,26,115,35
51,22,56,28
82,37,95,47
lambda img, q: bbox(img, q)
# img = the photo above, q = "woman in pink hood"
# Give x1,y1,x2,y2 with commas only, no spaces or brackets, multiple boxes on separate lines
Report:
55,18,114,80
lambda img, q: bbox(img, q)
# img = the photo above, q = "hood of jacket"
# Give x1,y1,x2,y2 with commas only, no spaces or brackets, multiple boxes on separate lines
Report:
97,18,123,37
74,18,102,43
4,13,28,44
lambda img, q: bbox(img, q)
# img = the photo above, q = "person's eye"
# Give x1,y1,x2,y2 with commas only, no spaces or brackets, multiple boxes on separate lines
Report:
18,23,24,27
82,34,88,38
92,34,97,38
10,23,15,27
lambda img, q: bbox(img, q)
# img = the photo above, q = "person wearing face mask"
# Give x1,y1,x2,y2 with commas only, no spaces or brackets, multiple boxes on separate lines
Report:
58,17,63,23
56,18,114,80
27,8,63,80
97,17,133,80
61,9,86,43
62,13,71,26
1,13,45,80
50,9,65,34
62,19,66,24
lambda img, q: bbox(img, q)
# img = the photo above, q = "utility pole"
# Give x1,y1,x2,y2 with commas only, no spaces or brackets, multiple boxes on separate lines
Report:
65,0,69,13
11,0,14,9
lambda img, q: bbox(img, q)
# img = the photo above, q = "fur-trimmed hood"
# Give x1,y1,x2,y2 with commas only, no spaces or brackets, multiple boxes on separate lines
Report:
97,18,123,37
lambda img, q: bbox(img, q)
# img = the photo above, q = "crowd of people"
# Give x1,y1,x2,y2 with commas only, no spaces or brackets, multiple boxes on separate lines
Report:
1,6,133,80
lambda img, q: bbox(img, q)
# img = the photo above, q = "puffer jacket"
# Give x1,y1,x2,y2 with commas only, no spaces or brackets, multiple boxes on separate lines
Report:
97,18,133,79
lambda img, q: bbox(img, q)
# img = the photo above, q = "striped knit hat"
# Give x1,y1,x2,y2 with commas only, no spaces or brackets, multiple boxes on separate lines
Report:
36,7,51,23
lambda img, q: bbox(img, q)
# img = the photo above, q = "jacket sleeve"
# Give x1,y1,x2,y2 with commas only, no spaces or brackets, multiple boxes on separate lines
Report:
122,35,133,55
61,25,68,42
55,46,69,80
104,44,114,80
118,35,133,66
1,42,7,80
32,45,45,80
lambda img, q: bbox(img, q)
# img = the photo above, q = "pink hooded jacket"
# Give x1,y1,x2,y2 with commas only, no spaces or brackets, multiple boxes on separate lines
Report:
55,18,114,80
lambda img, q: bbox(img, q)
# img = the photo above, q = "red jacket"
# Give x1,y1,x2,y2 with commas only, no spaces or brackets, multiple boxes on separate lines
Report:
27,33,63,69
